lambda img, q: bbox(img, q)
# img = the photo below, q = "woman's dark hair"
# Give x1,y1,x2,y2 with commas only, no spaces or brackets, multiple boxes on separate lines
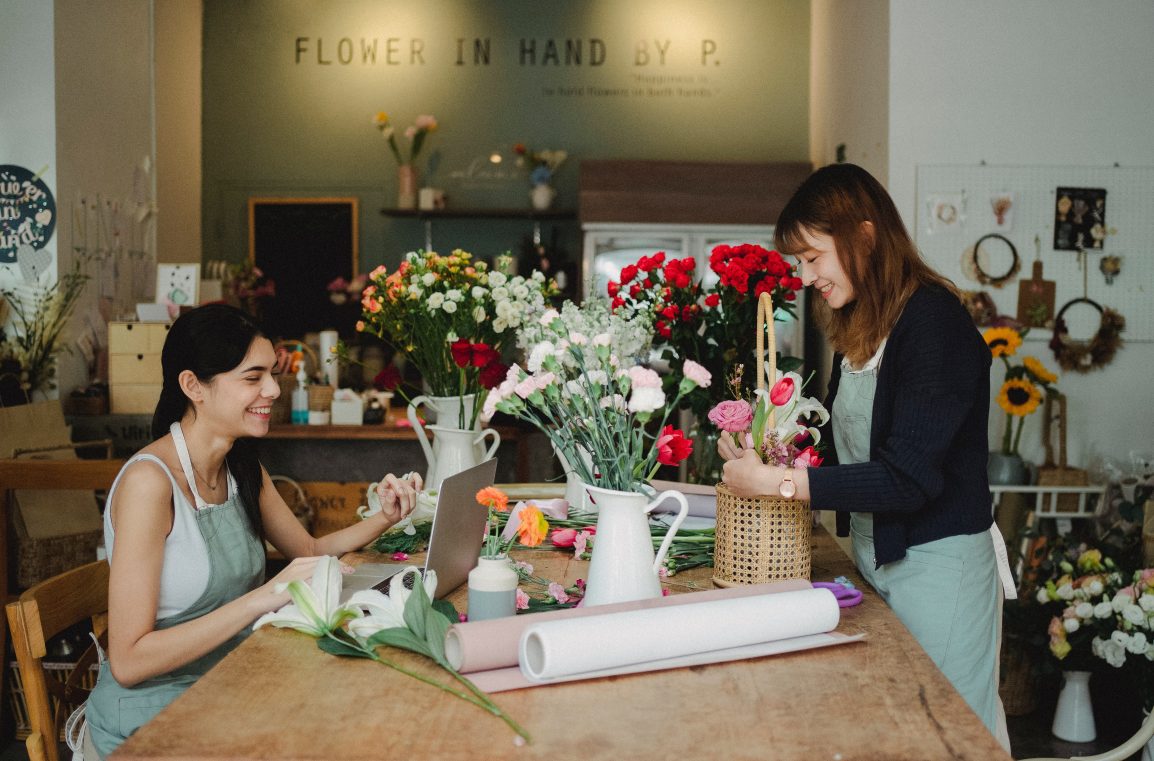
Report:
152,304,267,538
774,163,956,366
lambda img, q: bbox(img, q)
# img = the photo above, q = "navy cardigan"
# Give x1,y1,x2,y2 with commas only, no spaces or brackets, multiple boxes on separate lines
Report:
807,284,993,567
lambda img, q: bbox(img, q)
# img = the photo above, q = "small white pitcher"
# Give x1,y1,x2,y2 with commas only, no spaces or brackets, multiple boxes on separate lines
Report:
408,393,487,464
581,484,689,607
423,424,500,492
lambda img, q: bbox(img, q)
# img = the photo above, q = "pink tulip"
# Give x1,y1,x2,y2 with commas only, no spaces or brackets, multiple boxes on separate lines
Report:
551,528,578,547
792,446,824,469
770,377,795,406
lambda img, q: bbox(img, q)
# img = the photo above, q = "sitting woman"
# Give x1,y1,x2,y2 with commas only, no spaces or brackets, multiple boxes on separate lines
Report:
86,304,422,758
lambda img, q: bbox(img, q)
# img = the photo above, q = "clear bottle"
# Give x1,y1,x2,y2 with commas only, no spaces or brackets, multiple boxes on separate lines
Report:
291,366,309,425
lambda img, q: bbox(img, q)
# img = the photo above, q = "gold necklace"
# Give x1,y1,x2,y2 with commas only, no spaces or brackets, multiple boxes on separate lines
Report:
191,460,223,490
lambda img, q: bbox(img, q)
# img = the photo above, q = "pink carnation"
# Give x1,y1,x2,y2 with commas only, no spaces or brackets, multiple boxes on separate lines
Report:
627,366,662,389
681,359,712,388
515,589,530,610
708,399,754,433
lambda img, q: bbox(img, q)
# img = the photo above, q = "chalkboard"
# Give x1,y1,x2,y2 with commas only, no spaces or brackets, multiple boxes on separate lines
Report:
247,197,359,339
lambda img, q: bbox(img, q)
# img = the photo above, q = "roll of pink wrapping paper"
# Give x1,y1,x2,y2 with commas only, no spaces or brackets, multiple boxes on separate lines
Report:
444,578,810,673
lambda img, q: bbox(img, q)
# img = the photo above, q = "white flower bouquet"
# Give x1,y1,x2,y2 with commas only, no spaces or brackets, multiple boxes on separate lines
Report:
482,306,710,493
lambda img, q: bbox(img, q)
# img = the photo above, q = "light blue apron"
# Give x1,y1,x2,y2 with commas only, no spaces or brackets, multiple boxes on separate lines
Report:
85,424,264,759
834,360,1005,737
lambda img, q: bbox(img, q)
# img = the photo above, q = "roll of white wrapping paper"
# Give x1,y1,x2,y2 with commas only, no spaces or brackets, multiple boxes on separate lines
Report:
318,330,339,388
519,587,839,682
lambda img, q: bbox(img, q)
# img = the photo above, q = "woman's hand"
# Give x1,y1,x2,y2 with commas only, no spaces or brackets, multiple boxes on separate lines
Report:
250,556,323,615
722,449,775,498
374,472,424,527
717,431,747,461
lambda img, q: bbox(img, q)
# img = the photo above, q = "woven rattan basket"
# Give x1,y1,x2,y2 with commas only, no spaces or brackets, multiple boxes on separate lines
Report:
713,291,813,586
307,384,334,413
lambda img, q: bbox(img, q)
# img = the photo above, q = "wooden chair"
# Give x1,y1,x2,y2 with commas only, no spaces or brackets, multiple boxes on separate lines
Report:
1019,709,1154,761
6,559,109,761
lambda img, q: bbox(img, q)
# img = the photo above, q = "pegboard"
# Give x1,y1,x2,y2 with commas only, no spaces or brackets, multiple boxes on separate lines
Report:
915,164,1150,342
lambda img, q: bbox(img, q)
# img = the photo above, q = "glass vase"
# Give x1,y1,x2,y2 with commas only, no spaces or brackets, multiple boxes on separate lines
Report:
467,555,518,621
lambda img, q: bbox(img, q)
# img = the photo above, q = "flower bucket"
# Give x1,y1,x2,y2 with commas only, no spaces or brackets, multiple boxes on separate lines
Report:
713,291,812,586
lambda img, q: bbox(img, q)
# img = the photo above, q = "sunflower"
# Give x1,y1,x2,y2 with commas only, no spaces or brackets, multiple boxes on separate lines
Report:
998,378,1042,417
983,326,1022,358
1023,355,1058,384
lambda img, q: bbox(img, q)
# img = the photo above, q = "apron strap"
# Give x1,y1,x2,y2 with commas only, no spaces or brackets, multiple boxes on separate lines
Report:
989,524,1018,600
170,422,236,509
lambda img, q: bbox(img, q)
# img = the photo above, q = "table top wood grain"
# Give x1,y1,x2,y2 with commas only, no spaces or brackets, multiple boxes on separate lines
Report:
112,524,1011,761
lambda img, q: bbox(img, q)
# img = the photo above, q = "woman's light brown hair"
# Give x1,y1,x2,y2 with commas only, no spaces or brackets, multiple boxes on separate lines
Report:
774,163,957,367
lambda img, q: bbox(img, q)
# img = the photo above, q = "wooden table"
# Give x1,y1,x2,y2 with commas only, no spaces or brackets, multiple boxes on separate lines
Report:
113,524,1011,761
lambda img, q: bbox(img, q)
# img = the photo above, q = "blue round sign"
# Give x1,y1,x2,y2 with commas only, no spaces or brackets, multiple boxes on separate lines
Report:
0,164,57,264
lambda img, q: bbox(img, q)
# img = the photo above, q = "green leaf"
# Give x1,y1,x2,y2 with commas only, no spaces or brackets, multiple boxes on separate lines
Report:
318,636,372,660
423,605,452,665
432,599,459,625
367,627,430,656
403,576,429,642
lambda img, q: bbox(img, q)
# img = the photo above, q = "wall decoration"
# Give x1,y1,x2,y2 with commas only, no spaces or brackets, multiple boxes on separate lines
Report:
924,192,965,235
916,164,1151,342
989,192,1015,230
964,233,1020,289
1053,186,1106,250
156,263,200,309
0,164,56,264
1017,236,1056,328
15,243,52,284
1099,254,1121,285
1049,299,1125,372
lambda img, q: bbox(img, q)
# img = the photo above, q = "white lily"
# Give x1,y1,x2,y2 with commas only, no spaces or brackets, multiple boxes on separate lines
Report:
253,555,361,637
345,566,439,645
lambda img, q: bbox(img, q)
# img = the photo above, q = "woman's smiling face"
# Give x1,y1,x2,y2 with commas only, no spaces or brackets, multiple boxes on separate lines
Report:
794,227,856,309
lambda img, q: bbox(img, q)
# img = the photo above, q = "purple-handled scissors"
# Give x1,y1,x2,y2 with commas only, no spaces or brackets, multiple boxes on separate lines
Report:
812,580,863,608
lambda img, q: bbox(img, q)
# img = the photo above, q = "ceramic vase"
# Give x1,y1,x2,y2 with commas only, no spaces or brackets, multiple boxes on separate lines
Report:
467,555,518,621
1051,670,1096,742
988,451,1029,485
397,163,418,209
581,484,689,607
530,183,556,211
407,394,493,484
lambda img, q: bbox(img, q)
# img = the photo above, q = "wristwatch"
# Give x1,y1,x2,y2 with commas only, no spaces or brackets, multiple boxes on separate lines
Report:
778,471,797,499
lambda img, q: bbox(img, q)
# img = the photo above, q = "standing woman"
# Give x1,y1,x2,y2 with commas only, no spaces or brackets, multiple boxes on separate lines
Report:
85,305,422,758
719,164,1013,747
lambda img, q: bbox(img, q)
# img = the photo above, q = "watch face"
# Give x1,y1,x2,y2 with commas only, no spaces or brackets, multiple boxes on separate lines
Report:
779,477,796,499
1,165,56,265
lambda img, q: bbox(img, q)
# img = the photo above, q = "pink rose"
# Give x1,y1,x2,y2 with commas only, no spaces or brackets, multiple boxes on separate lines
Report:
708,399,754,433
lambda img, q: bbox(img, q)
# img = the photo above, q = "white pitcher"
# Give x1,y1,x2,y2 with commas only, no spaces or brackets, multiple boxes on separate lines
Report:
408,393,486,462
552,443,593,514
581,484,689,607
423,424,500,492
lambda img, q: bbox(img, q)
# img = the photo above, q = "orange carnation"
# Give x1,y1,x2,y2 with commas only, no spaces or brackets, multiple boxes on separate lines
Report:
515,505,549,547
475,486,509,513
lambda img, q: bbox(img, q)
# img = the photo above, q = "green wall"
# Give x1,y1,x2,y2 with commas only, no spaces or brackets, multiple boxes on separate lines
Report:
202,0,810,288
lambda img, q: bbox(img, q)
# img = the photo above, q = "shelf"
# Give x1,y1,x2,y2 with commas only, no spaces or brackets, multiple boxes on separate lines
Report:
379,207,576,221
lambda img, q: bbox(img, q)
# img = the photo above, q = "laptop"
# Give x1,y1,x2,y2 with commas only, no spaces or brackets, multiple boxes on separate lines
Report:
340,458,497,601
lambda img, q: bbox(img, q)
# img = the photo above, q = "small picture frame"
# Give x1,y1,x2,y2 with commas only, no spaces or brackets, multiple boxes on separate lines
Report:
925,192,964,235
1053,187,1107,251
156,263,201,308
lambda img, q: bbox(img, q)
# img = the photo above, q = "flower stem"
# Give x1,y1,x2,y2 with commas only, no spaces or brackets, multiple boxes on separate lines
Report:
448,669,532,742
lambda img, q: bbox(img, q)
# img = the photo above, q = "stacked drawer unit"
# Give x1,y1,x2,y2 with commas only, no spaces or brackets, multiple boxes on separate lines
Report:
108,321,170,414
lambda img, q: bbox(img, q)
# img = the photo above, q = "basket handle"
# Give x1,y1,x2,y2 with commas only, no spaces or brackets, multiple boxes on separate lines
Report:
755,291,777,429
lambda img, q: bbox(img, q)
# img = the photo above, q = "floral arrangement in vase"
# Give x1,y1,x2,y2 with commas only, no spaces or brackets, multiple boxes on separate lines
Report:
707,364,829,468
513,143,567,187
1034,544,1126,671
222,262,276,319
475,486,549,558
372,112,438,166
607,245,805,423
1090,566,1154,712
357,250,557,424
481,306,711,493
983,326,1059,457
0,259,89,399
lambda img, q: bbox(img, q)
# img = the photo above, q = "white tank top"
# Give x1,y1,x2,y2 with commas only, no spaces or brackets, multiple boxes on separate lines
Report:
104,423,238,620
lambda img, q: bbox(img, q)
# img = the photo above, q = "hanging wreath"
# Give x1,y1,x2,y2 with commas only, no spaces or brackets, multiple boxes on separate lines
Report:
968,233,1021,288
1048,298,1125,372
